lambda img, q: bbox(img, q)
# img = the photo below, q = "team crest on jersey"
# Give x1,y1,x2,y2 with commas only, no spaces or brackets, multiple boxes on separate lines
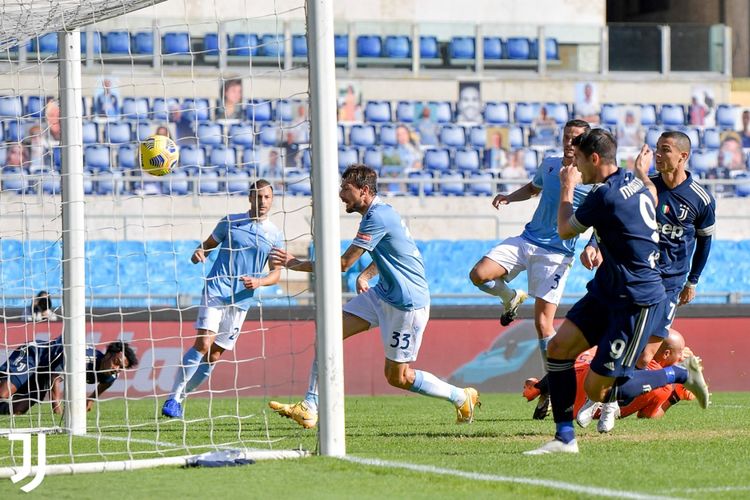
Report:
677,204,689,221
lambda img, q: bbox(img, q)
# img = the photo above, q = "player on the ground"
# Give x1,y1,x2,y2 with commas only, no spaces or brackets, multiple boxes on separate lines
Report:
162,179,283,418
525,329,695,423
578,131,715,428
268,164,479,429
525,129,709,455
468,120,590,419
0,336,138,415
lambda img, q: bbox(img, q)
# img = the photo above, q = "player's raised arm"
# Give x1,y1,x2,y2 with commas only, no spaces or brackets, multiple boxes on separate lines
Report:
356,261,379,293
557,164,582,239
633,144,658,202
492,182,541,209
192,235,220,264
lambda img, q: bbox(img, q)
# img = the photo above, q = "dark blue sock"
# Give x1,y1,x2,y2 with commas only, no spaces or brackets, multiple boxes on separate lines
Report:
615,368,675,402
671,365,688,384
547,358,577,443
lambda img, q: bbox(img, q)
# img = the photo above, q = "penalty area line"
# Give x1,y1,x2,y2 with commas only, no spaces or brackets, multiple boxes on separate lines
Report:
341,456,683,500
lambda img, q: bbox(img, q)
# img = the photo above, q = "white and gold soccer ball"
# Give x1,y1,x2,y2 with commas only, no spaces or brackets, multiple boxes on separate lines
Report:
140,134,179,176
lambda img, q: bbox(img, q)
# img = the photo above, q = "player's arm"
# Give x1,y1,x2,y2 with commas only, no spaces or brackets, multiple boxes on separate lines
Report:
269,244,366,274
86,378,117,412
681,200,716,305
633,144,658,202
580,234,602,270
492,181,542,209
356,261,379,293
191,235,220,264
49,375,64,415
557,164,583,239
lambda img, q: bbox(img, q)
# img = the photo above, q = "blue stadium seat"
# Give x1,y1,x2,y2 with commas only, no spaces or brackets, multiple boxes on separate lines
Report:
363,147,383,170
181,98,211,122
506,37,531,59
715,104,737,130
357,35,382,57
430,101,453,123
162,32,190,55
82,121,99,144
196,168,220,194
454,148,480,172
439,170,465,195
276,99,295,122
261,34,285,57
689,149,718,176
514,102,537,125
286,169,312,196
259,123,281,146
338,124,345,145
508,126,525,148
163,169,190,195
105,31,130,54
379,124,397,147
660,104,686,127
449,37,475,60
384,35,410,58
469,126,487,148
419,36,439,60
338,146,359,172
203,33,221,56
532,38,559,60
439,124,466,148
407,170,434,196
4,120,26,142
246,99,273,122
0,96,23,118
1,167,27,193
703,128,721,149
424,148,451,172
523,148,539,172
645,126,664,149
545,102,569,125
80,31,102,55
134,121,154,142
350,124,377,147
117,144,137,169
152,97,179,120
529,126,559,147
229,122,255,148
179,145,206,172
467,171,494,196
640,104,657,126
209,145,236,169
230,34,259,56
225,168,250,195
364,101,391,123
197,122,223,146
104,122,131,144
484,102,510,125
25,95,44,118
483,37,503,60
132,32,154,54
334,34,348,58
679,127,701,150
84,145,111,171
35,33,58,54
122,97,150,120
95,170,124,195
41,171,61,194
240,148,260,175
292,35,307,57
600,103,620,126
396,101,416,123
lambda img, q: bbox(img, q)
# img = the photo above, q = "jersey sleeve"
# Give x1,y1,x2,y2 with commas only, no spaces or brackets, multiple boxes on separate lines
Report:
352,210,386,252
211,216,230,243
531,162,544,189
570,184,606,233
694,196,717,237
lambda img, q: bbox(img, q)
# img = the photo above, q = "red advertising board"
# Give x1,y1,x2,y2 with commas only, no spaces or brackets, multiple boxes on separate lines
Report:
1,317,748,396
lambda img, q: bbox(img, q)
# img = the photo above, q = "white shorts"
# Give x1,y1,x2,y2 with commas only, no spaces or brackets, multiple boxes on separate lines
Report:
194,296,249,351
343,288,429,363
484,235,574,305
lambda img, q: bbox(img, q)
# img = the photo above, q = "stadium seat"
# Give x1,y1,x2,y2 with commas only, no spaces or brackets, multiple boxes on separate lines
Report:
209,145,236,169
286,169,312,196
545,102,569,125
104,122,132,144
4,120,27,142
735,173,750,197
645,127,664,149
449,37,475,60
117,144,137,169
105,31,130,54
334,34,348,58
25,95,44,118
529,126,558,147
338,146,359,172
689,149,718,176
715,104,737,130
523,148,539,172
363,147,383,170
508,126,525,148
84,145,111,171
35,33,58,54
419,36,439,60
95,170,124,195
430,101,453,123
439,170,465,196
364,101,392,123
396,101,416,123
240,148,260,175
246,99,273,123
287,34,307,58
379,124,397,147
276,99,295,122
679,127,701,150
259,124,281,146
467,171,494,196
82,121,99,144
469,126,487,148
483,37,503,60
337,124,345,146
484,102,510,125
179,145,206,171
506,37,531,59
357,35,382,57
152,97,179,120
439,124,466,148
261,34,285,57
230,34,259,56
660,104,686,127
424,148,451,172
196,168,220,194
162,32,191,55
181,98,211,122
514,102,537,125
454,148,480,172
350,124,377,147
121,97,150,120
165,170,190,195
530,38,559,60
134,122,153,142
640,104,657,126
384,35,410,58
197,122,224,146
407,170,434,196
0,96,23,118
41,171,61,195
1,167,28,193
229,122,255,148
225,168,250,195
600,103,620,126
80,31,103,55
132,32,154,55
703,128,721,149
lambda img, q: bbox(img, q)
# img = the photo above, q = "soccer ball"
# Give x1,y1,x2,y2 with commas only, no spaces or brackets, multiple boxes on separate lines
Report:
140,134,179,176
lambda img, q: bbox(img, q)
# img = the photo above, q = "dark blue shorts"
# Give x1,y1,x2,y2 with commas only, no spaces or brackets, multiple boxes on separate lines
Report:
649,288,680,340
566,292,671,378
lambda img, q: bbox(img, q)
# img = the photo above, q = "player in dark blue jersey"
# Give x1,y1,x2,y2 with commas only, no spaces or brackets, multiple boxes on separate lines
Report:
525,129,709,455
0,336,138,415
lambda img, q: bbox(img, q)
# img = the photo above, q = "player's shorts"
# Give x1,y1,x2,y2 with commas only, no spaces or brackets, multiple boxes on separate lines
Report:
484,235,573,305
343,288,429,363
649,287,680,340
565,292,671,379
195,296,249,351
0,344,38,391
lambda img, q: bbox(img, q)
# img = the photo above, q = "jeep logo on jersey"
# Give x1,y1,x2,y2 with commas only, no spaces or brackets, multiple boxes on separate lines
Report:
657,222,684,240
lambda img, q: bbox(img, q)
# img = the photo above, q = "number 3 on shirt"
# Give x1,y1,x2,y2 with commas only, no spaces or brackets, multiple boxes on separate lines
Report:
390,331,411,349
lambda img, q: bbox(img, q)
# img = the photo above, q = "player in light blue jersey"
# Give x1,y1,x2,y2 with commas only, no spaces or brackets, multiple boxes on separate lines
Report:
268,164,480,429
162,180,284,418
469,119,590,419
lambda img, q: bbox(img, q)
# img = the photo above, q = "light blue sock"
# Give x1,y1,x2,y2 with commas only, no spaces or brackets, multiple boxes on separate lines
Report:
409,370,466,407
475,279,515,303
169,347,204,403
538,334,555,365
185,360,215,395
304,357,319,411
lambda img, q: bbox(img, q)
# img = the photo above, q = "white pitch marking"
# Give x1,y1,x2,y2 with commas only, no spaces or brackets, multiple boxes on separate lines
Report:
341,456,683,500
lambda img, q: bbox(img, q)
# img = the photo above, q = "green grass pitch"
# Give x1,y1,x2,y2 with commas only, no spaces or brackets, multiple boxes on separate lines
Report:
2,393,749,498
